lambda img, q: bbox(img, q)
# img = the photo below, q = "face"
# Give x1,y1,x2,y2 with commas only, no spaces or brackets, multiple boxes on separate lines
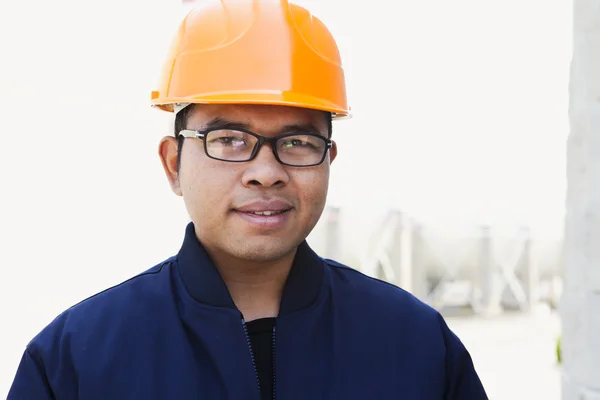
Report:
159,104,337,262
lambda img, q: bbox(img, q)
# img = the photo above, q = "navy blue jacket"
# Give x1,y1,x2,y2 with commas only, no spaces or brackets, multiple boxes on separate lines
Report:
8,223,488,399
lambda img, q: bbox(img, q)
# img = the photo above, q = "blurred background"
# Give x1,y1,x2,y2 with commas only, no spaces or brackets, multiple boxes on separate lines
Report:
0,0,584,398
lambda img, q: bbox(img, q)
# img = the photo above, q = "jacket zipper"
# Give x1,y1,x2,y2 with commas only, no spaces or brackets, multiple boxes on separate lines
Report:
271,324,277,400
241,318,262,396
241,318,277,400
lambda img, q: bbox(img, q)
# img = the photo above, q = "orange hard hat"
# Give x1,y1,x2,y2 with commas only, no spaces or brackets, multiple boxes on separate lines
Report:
150,0,350,119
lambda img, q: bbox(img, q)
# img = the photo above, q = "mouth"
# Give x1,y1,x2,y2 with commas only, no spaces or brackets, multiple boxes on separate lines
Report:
232,208,293,230
242,210,290,216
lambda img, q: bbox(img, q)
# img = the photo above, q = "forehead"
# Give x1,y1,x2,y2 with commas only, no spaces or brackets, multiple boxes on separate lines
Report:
186,104,329,133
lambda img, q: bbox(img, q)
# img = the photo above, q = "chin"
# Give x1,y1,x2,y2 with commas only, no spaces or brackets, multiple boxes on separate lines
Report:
230,236,300,262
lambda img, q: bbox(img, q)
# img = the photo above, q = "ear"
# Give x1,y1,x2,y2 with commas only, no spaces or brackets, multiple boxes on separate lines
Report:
158,136,182,196
329,140,338,164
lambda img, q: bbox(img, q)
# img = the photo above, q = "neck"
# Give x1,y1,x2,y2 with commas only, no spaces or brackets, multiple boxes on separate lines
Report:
206,248,296,322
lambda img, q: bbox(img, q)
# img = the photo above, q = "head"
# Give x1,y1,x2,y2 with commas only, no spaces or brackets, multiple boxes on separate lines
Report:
158,103,336,262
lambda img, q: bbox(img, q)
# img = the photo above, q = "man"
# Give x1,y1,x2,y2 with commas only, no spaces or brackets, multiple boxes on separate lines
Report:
8,1,488,399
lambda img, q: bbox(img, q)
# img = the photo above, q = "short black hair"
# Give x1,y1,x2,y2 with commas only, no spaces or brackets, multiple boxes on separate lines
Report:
173,105,333,172
174,105,196,173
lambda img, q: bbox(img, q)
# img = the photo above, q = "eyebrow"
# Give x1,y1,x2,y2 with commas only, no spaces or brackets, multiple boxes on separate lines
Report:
202,117,250,131
200,117,326,136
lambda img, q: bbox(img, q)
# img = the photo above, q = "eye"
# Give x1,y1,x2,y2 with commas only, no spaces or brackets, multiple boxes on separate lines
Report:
282,138,308,148
214,136,245,146
279,135,324,151
206,129,252,148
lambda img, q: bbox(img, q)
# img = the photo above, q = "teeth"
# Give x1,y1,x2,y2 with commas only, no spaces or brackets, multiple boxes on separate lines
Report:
253,211,283,216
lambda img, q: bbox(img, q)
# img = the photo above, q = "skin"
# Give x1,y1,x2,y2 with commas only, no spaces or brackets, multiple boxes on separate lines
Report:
158,104,337,320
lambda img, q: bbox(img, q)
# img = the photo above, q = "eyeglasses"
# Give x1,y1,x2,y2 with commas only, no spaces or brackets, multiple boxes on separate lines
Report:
178,127,332,167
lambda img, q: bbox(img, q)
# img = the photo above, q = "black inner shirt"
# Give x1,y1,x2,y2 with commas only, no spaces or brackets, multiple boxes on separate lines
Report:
245,317,276,400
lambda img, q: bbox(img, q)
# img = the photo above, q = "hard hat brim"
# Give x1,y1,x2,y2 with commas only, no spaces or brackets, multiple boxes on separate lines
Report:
151,90,351,120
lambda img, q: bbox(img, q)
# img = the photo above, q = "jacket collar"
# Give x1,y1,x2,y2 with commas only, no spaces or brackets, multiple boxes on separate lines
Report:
176,222,325,316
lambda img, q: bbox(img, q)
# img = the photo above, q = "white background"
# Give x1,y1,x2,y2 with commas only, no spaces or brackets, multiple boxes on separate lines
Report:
0,0,571,396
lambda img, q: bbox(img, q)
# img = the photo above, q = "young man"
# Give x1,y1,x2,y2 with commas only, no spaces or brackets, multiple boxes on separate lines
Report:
8,1,488,399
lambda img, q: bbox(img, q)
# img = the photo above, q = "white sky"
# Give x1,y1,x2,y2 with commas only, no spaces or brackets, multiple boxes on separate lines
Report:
0,0,572,395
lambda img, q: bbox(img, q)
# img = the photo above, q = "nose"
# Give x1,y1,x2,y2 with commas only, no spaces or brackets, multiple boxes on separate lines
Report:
241,142,290,188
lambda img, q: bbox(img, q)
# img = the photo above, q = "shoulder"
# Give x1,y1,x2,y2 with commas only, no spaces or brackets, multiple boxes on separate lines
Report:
322,257,462,348
323,258,488,397
323,258,440,322
25,258,176,360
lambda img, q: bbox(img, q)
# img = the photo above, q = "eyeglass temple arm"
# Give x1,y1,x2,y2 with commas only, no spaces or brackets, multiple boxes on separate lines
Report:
178,129,204,139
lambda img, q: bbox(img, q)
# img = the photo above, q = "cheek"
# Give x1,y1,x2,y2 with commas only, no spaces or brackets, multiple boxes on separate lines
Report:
180,152,236,221
292,169,330,209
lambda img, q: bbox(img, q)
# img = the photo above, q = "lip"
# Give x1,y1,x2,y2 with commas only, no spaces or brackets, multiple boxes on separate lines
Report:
235,199,293,213
233,199,294,230
234,209,291,230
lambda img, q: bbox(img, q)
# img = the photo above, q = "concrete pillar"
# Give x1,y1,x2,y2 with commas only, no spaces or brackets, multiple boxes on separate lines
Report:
409,223,429,302
562,0,600,398
477,225,502,315
520,226,540,313
323,206,342,260
389,211,414,293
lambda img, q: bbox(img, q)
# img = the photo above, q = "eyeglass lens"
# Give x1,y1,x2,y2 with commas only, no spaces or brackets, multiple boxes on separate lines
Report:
205,129,327,166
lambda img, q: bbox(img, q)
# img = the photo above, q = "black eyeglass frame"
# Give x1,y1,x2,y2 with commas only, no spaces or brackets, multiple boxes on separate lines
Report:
178,128,333,167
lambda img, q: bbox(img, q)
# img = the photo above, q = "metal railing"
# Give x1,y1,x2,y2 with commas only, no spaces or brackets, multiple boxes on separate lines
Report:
309,206,563,315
